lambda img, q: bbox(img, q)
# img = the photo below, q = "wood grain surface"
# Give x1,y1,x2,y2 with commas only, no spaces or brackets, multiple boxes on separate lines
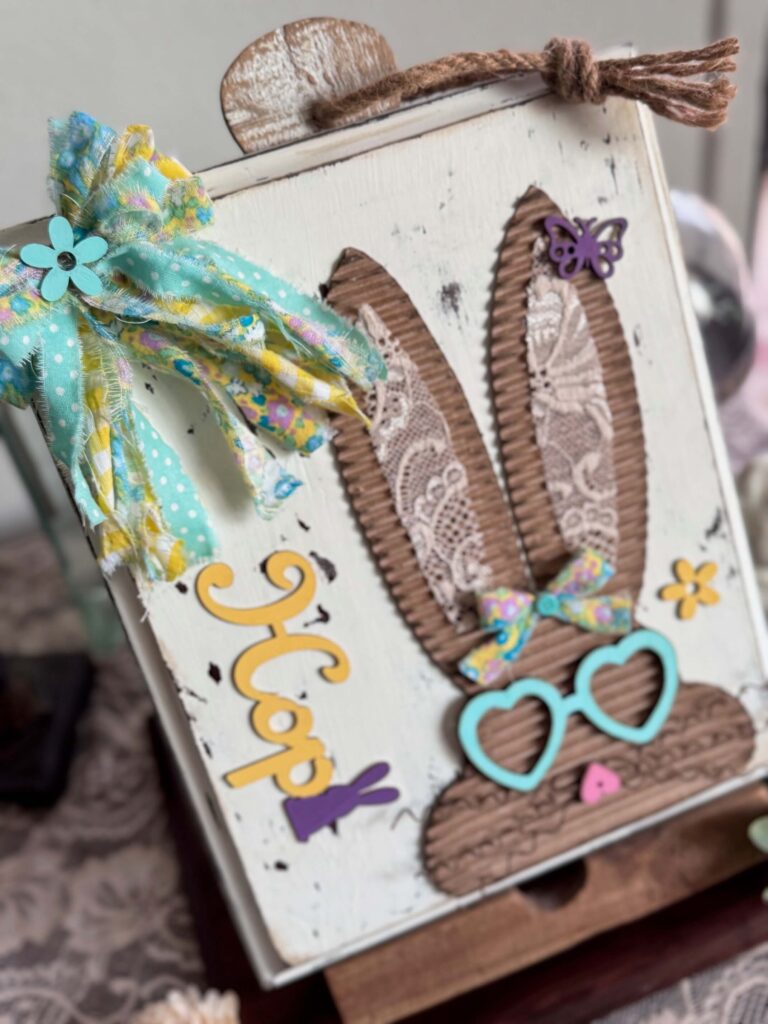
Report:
221,18,399,155
327,783,768,1023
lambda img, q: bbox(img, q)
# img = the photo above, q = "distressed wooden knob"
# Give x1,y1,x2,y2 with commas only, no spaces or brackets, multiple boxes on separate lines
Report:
221,17,399,155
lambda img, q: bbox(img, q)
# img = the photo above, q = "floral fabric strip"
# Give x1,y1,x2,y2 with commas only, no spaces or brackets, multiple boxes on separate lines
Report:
459,548,632,685
0,112,384,581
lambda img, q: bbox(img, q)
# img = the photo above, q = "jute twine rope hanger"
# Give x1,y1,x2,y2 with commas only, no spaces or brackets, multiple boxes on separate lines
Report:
312,36,739,130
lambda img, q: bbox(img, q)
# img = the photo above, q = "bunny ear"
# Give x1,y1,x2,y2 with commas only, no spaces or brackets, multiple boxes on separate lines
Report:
489,186,646,598
326,248,527,693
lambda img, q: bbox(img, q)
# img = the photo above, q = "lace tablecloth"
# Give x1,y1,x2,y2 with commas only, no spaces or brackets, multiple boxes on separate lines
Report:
0,532,205,1024
596,942,768,1024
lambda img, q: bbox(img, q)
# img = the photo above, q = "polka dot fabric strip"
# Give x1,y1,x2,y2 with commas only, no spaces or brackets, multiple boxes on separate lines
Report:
0,112,385,582
134,406,214,562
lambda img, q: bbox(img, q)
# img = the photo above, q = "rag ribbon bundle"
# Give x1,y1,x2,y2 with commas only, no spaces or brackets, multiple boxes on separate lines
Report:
0,112,384,581
459,548,632,686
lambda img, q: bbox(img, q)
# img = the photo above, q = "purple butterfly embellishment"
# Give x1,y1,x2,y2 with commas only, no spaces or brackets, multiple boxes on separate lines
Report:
543,215,628,281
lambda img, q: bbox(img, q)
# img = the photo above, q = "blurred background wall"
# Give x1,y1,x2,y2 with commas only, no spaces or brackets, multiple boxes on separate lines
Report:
1,0,766,535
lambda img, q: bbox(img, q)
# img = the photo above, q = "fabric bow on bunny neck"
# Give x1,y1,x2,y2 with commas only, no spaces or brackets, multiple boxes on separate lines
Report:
0,112,384,581
459,548,632,686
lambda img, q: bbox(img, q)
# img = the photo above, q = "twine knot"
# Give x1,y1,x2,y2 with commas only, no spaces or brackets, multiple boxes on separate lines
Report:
311,36,739,132
543,37,604,104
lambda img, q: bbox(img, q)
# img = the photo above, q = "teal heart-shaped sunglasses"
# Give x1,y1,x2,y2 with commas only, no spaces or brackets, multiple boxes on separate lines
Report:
458,629,678,792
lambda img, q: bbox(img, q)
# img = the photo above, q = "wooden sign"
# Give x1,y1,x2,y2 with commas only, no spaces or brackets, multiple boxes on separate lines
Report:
9,65,768,986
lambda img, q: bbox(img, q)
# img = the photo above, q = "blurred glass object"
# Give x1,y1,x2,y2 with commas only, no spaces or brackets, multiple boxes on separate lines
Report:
672,190,755,402
0,404,123,656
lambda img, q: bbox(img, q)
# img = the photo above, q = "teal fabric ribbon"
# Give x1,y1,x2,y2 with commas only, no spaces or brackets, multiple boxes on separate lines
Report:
0,112,384,580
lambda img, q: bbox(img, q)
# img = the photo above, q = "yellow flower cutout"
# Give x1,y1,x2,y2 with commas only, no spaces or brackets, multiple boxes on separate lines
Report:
660,559,720,620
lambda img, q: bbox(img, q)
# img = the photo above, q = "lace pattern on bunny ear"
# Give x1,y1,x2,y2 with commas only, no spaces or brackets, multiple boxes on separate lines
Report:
525,240,619,561
358,304,493,631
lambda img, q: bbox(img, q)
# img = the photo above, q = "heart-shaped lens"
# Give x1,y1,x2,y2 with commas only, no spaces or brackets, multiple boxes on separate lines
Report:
575,629,678,745
458,679,568,792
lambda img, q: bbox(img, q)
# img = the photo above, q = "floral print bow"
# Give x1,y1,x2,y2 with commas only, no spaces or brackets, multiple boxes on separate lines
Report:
0,112,384,581
459,548,633,686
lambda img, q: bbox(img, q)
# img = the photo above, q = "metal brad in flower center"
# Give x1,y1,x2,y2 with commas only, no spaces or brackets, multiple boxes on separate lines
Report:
57,251,77,271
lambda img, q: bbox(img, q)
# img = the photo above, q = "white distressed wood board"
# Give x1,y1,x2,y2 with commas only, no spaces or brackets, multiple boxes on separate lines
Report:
7,73,768,988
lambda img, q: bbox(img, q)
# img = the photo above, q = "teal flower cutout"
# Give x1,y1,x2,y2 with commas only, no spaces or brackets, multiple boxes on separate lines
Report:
20,216,108,301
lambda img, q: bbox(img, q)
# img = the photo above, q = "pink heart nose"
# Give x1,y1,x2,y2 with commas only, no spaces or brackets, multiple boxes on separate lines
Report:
579,762,622,805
